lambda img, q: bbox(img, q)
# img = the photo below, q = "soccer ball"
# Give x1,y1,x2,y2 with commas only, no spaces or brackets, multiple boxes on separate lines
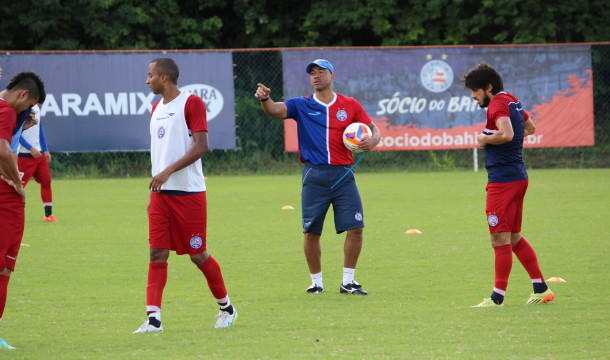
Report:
343,122,372,152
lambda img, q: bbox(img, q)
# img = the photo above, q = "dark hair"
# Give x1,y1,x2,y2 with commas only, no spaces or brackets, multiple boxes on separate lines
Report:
462,63,504,95
6,71,46,103
151,58,179,85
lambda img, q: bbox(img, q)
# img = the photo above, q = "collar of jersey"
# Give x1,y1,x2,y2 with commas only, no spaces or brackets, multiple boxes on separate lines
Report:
313,92,337,107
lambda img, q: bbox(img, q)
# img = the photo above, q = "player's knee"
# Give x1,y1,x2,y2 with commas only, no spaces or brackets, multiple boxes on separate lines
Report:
0,268,13,277
348,227,363,235
189,251,209,266
149,248,169,262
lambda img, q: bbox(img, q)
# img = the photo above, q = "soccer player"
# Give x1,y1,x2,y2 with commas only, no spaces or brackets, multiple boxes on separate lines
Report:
255,59,381,295
133,58,237,333
18,104,58,222
0,71,46,349
463,63,554,307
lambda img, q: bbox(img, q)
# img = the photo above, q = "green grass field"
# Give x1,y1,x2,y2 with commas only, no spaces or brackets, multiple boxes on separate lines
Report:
3,169,608,359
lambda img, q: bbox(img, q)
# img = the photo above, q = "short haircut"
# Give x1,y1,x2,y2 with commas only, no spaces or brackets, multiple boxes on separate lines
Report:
151,58,179,85
462,63,504,95
6,71,46,103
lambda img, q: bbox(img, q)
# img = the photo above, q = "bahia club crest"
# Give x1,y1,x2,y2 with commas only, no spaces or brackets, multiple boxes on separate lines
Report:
420,58,454,93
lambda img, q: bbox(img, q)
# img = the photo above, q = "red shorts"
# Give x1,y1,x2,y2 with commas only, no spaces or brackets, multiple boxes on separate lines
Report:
485,179,528,234
0,191,25,271
18,155,52,187
148,191,207,255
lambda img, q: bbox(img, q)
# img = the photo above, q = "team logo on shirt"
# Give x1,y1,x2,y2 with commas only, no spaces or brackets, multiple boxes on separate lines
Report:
157,126,166,139
420,60,454,93
336,110,348,121
355,212,363,221
190,235,203,249
487,214,499,227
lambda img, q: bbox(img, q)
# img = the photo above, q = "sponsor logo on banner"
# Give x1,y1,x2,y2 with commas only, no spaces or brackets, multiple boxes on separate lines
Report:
181,84,224,121
39,83,224,122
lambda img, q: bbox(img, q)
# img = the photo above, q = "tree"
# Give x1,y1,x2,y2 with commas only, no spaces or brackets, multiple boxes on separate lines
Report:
0,0,608,50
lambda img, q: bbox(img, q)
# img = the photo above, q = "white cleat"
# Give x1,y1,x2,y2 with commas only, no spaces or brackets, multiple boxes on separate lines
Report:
133,320,163,333
214,307,238,328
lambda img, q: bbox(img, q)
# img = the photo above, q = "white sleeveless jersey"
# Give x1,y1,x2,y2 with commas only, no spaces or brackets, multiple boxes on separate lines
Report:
150,92,206,192
18,104,42,153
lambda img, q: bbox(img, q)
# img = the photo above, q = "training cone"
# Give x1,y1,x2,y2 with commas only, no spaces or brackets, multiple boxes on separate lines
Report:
405,229,422,234
281,205,294,210
546,277,566,283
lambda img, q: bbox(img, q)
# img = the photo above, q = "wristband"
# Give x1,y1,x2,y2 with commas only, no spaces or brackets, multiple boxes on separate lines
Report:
259,97,269,102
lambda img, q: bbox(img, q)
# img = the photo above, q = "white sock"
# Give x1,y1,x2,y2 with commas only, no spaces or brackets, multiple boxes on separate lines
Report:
217,295,230,307
148,311,161,321
310,272,323,288
146,305,161,314
342,268,355,285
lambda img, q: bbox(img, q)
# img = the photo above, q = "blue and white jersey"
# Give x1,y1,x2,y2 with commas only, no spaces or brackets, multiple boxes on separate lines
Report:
484,92,529,183
285,93,372,165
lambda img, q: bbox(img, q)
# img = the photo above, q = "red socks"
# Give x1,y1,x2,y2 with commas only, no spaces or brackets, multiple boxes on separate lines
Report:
41,185,52,204
513,237,544,281
493,244,513,296
145,256,228,313
146,262,168,311
0,274,10,319
197,256,228,303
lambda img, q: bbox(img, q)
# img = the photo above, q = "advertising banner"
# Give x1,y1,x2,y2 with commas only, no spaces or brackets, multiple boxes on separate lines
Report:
0,52,235,152
282,45,593,151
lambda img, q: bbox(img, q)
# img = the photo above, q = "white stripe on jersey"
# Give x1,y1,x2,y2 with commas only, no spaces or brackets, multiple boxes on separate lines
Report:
313,93,337,164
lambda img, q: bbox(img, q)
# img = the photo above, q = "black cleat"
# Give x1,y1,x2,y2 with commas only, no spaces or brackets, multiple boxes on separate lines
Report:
306,284,324,294
340,282,368,295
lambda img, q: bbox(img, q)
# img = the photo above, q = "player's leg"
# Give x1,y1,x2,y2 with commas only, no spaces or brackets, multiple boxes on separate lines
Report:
474,182,513,307
0,192,25,348
133,248,169,333
0,268,14,349
134,193,170,333
332,170,367,295
490,231,512,305
512,234,553,304
16,157,35,187
340,228,368,295
32,158,55,221
508,180,553,304
172,192,236,328
190,251,237,328
304,232,324,293
301,163,331,293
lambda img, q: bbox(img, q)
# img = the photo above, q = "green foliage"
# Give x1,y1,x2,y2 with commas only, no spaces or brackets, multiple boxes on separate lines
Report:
8,169,609,359
1,0,609,50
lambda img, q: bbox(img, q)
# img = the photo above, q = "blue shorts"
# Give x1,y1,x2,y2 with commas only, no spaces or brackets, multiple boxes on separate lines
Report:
301,162,364,235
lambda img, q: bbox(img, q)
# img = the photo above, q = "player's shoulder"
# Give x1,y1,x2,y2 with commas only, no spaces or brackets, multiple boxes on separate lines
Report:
150,98,162,113
285,94,313,106
494,92,520,104
335,93,364,108
0,99,12,110
185,92,202,102
294,94,314,101
0,100,16,118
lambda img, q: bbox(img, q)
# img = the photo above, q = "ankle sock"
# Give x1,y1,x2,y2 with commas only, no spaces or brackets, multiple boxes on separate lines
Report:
220,304,234,315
